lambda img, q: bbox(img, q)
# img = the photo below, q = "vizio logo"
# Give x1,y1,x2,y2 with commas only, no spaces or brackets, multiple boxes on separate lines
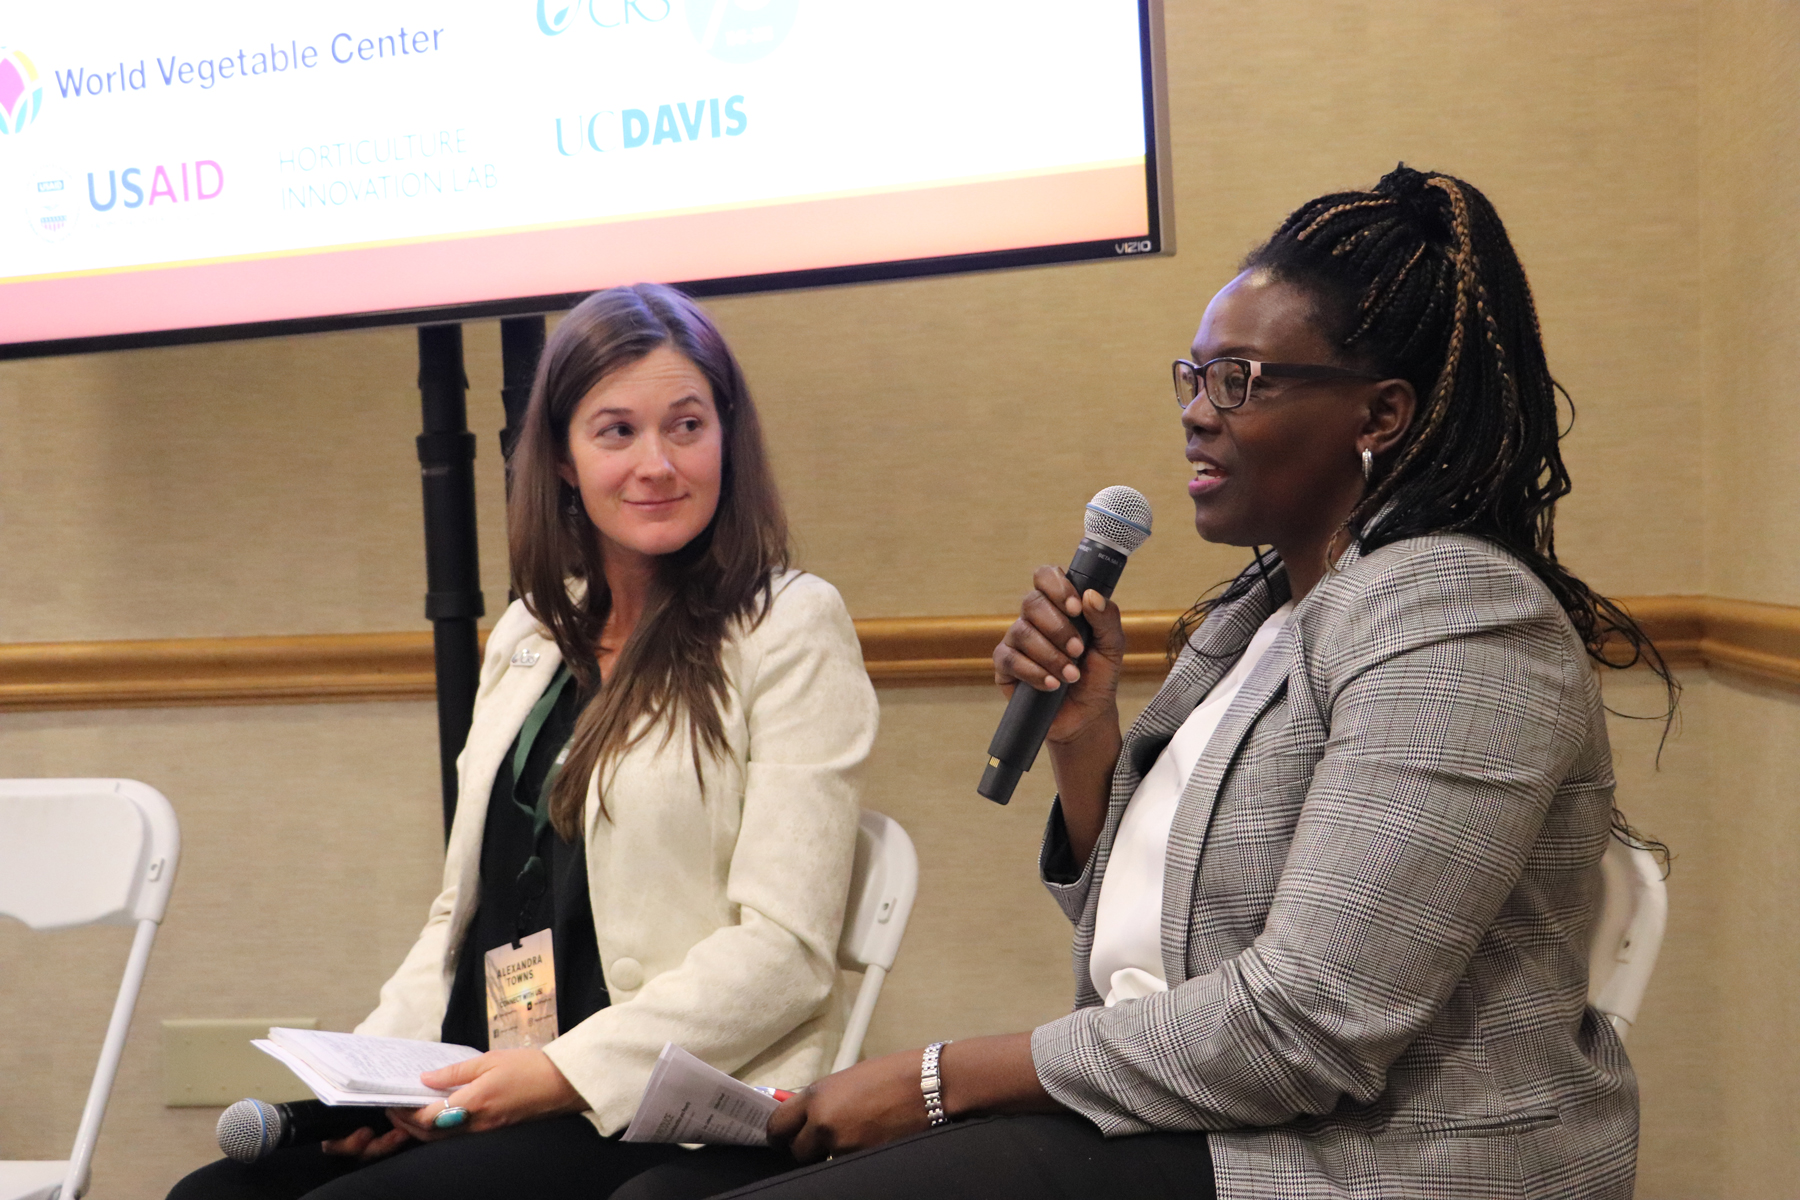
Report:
1114,239,1154,255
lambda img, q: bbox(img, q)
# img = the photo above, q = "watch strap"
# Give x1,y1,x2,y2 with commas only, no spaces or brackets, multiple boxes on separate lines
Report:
921,1040,951,1127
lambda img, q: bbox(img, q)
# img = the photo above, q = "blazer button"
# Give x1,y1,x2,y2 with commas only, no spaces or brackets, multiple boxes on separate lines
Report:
610,957,645,991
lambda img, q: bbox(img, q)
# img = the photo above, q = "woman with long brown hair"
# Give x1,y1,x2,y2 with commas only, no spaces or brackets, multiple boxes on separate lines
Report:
168,283,879,1200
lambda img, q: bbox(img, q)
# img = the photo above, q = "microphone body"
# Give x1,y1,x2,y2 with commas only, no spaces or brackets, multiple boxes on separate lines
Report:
979,487,1151,805
217,1098,393,1164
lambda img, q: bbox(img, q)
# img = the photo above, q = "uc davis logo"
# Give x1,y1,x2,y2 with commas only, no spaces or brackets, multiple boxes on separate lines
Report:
0,47,45,135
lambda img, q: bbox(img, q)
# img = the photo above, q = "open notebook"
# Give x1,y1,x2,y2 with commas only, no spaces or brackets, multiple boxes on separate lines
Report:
256,1029,781,1144
253,1027,481,1107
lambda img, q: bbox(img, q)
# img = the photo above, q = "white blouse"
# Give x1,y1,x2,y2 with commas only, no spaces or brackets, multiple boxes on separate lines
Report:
1089,601,1293,1006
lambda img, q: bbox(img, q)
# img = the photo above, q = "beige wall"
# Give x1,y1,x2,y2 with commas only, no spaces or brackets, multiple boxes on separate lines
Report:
0,1,1709,642
2,0,1797,1196
1702,0,1800,608
1599,671,1719,1199
1694,3,1800,1198
0,704,448,1182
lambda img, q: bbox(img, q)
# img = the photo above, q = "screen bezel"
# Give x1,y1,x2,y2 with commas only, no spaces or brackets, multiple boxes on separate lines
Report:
0,1,1171,362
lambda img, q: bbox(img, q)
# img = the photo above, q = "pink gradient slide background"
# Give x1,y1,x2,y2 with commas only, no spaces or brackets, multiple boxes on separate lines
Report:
3,164,1148,348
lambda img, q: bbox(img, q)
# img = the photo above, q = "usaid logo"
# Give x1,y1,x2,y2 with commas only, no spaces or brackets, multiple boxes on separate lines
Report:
25,172,78,243
88,160,225,210
0,46,45,135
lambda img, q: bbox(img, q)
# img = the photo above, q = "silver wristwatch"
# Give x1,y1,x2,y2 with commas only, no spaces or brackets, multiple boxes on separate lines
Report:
921,1040,951,1127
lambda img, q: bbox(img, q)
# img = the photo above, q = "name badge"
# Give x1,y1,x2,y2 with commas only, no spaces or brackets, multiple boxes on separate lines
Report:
484,929,558,1050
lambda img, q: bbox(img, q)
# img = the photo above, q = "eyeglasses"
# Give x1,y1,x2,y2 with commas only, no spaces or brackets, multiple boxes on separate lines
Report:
1172,357,1383,412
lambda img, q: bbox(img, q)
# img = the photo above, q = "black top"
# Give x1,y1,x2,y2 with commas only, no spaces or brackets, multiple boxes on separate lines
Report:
441,669,609,1049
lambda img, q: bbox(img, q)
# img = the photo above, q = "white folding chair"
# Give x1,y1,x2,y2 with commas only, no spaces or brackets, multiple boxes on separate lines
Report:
831,811,919,1072
0,779,181,1200
1586,835,1668,1043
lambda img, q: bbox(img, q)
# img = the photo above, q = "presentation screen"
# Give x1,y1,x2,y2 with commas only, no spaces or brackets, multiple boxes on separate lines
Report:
0,1,1167,358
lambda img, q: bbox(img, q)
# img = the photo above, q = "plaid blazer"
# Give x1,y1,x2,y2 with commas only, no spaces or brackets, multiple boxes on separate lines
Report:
1030,534,1636,1200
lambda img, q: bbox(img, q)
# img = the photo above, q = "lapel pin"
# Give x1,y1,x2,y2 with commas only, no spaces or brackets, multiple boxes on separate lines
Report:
511,648,540,667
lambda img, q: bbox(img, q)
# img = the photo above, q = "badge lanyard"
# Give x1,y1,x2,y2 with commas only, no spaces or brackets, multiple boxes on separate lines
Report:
512,662,575,838
483,662,577,1052
507,662,574,947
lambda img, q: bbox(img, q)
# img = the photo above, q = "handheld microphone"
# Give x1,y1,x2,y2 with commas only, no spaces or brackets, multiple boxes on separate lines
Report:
216,1098,393,1164
978,485,1152,804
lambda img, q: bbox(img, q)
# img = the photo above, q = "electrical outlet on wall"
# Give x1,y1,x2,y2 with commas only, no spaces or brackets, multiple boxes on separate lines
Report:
163,1017,319,1107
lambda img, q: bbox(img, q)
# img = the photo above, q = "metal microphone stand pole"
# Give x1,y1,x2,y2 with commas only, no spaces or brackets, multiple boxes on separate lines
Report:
498,315,546,497
416,324,485,842
499,316,547,615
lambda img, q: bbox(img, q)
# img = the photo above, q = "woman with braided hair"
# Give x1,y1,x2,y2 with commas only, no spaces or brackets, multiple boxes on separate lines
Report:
690,167,1663,1200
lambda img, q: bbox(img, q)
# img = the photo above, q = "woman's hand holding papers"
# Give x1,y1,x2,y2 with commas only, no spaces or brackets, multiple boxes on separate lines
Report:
765,1050,927,1162
403,1048,586,1140
768,1036,1060,1163
322,1048,586,1157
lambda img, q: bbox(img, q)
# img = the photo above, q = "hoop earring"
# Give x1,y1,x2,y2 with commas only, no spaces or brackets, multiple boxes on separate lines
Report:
1324,523,1349,577
1361,447,1373,483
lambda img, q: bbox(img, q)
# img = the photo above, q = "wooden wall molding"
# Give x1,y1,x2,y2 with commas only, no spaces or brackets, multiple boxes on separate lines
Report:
0,633,437,712
850,612,1184,685
1,596,1795,713
1675,596,1800,686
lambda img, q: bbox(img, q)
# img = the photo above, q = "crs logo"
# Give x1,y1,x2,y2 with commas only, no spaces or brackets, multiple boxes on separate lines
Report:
0,46,46,135
1114,239,1154,255
536,0,669,36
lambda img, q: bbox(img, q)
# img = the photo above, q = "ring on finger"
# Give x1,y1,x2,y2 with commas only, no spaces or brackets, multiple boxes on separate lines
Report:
434,1105,470,1130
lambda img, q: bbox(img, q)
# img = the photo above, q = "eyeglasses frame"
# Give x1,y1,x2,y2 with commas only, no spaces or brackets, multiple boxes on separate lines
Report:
1172,357,1385,412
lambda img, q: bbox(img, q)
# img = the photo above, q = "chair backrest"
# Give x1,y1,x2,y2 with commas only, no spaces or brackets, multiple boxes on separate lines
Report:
1586,836,1668,1041
837,810,919,973
0,778,179,932
0,779,180,1199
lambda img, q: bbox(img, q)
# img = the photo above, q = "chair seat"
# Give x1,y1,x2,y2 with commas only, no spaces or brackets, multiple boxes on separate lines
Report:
0,1161,70,1200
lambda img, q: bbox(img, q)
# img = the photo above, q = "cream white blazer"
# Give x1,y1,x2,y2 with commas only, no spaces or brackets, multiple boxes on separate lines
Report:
356,570,879,1135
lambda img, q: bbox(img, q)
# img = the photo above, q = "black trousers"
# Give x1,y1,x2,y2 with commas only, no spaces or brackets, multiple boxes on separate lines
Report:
165,1116,789,1200
169,1113,1216,1200
703,1113,1217,1200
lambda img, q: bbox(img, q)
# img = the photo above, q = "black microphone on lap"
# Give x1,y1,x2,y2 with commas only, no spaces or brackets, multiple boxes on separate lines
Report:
216,1098,393,1164
978,485,1152,805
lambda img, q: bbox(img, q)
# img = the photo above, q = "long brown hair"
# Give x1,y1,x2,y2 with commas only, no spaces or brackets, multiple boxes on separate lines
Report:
508,284,790,838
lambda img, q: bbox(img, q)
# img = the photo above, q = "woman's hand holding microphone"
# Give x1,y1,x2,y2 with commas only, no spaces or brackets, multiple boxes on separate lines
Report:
993,565,1129,864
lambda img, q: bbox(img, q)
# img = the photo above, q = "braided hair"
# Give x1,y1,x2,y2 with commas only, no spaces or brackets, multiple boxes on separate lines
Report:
1174,165,1674,851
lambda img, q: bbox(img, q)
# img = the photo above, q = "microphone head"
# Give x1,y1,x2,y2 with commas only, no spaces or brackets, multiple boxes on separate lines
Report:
1084,486,1152,555
217,1098,283,1164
